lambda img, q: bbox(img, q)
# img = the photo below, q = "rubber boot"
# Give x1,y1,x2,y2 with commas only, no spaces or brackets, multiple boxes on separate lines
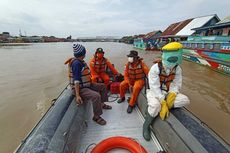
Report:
143,112,154,141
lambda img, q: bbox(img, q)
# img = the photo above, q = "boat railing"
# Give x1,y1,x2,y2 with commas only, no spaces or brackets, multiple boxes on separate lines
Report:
186,36,230,42
181,41,230,51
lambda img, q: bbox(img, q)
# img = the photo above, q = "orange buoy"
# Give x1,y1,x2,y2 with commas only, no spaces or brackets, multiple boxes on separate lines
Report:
91,136,148,153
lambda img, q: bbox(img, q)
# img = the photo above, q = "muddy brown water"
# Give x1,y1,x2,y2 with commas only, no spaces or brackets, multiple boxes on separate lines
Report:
0,42,229,152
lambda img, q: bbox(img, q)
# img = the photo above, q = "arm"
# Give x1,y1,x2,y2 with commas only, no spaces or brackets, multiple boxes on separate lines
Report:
124,63,129,81
89,58,99,76
74,82,83,104
106,59,118,75
169,66,182,94
72,61,84,104
141,62,150,76
148,63,165,101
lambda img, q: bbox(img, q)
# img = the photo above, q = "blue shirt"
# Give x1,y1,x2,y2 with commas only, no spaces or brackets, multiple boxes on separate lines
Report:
71,59,85,82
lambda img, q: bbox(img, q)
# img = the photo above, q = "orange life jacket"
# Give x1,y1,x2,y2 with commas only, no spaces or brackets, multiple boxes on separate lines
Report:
64,57,91,89
128,60,146,81
91,57,107,73
157,61,177,92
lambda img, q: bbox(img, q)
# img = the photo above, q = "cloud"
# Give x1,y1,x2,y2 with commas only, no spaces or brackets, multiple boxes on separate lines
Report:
0,0,229,38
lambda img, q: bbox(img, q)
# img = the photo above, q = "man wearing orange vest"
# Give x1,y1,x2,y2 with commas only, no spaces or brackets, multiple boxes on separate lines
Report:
143,42,190,141
64,44,112,126
89,48,119,86
117,50,149,113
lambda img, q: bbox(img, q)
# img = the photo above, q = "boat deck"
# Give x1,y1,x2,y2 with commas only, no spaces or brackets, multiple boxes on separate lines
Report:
15,88,230,153
78,95,161,153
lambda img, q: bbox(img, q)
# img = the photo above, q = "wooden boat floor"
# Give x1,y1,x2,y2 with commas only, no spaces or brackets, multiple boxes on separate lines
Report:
78,96,159,153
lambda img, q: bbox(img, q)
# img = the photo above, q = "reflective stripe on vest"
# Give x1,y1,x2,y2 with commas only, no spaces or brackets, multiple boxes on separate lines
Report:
158,61,177,92
68,58,91,89
92,57,107,73
128,61,145,81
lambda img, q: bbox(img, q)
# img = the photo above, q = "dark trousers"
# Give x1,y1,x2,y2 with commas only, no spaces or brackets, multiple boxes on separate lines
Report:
80,83,108,116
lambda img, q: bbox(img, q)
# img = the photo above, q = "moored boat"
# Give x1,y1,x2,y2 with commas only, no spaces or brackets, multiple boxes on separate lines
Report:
133,31,162,51
181,36,230,75
133,37,146,50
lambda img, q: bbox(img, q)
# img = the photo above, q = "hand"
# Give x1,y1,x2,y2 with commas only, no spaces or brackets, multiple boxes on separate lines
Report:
76,95,83,105
166,92,177,109
94,75,99,79
95,75,101,82
159,100,169,120
115,73,124,82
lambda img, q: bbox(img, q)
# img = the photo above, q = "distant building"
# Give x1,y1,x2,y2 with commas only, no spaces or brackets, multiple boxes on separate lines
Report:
43,36,64,42
120,34,145,44
2,32,10,38
158,14,220,47
76,36,120,42
192,15,230,36
0,32,10,43
28,36,44,42
134,30,162,50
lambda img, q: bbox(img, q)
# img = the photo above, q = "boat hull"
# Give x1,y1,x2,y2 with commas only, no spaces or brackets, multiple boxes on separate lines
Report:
181,36,230,75
182,48,230,75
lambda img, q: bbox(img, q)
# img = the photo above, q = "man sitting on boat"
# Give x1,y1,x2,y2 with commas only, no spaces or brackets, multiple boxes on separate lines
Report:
143,42,190,141
64,44,112,125
89,48,120,87
117,50,149,113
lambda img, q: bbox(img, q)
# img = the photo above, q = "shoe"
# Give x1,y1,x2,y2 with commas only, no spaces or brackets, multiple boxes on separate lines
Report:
143,112,154,141
127,105,133,113
102,104,112,109
117,97,125,103
92,116,106,125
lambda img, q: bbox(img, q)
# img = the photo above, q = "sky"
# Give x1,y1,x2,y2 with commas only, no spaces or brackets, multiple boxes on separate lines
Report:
0,0,229,38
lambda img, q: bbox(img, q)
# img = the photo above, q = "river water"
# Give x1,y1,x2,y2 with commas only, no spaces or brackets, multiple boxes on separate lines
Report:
0,42,229,152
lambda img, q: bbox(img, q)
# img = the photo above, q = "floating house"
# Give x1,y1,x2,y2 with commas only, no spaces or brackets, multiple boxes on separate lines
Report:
158,14,220,48
133,30,162,50
119,35,137,44
181,15,230,75
192,15,230,36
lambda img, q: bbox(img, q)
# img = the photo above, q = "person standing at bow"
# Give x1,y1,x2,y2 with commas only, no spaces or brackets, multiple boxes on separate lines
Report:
117,50,149,113
143,42,190,141
64,44,112,125
89,48,119,87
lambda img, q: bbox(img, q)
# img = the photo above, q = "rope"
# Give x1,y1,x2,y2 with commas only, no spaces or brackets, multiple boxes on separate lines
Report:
84,143,96,153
